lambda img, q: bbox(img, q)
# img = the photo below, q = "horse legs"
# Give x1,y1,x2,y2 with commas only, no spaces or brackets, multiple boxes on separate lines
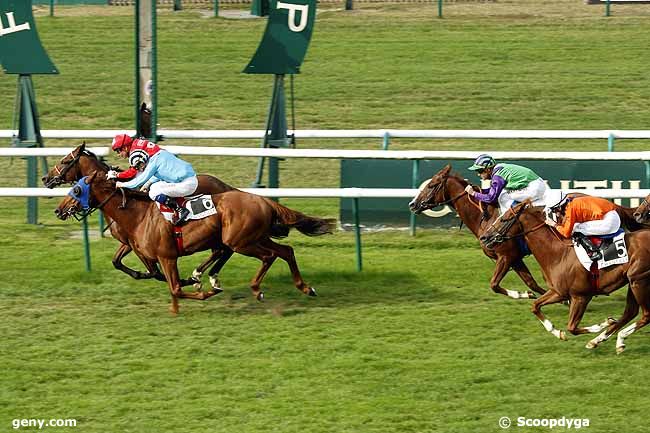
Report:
587,287,638,350
259,238,316,297
511,260,547,297
531,290,569,340
205,247,234,294
188,249,226,290
158,257,222,315
490,257,535,299
615,279,650,354
565,295,612,336
112,243,162,280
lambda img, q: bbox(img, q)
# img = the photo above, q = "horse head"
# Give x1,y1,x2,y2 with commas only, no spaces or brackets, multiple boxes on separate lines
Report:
409,164,461,214
54,171,114,221
633,194,650,224
42,142,109,188
479,201,532,249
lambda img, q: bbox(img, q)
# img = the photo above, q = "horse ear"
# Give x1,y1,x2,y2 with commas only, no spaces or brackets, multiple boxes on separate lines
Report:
80,141,86,152
441,164,452,175
86,170,98,184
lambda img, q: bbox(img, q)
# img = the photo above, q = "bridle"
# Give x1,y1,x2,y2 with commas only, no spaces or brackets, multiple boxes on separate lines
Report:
482,201,549,246
48,149,85,187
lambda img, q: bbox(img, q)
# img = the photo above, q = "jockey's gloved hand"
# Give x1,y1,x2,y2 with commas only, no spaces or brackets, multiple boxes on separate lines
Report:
106,170,118,180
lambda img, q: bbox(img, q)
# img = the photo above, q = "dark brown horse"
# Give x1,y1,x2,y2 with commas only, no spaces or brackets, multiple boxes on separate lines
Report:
55,171,336,314
481,201,650,353
409,165,546,299
42,143,236,289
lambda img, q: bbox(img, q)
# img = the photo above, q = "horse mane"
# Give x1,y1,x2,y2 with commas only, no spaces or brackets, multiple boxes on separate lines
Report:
80,148,112,171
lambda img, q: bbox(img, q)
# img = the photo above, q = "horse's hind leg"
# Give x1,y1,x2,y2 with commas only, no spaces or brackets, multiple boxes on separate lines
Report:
186,249,224,290
511,260,546,297
261,238,316,297
615,280,650,354
587,287,638,350
205,247,234,294
531,290,569,340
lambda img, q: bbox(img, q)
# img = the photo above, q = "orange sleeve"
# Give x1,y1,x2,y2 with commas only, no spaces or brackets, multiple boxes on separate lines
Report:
555,204,575,238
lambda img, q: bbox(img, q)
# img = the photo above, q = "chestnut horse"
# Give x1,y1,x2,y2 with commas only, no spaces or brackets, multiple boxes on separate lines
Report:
409,165,546,299
55,171,336,314
42,143,236,289
481,201,650,354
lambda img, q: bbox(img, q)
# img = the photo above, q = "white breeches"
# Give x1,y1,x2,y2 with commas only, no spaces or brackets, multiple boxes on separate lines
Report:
148,176,198,200
497,178,548,215
572,210,621,236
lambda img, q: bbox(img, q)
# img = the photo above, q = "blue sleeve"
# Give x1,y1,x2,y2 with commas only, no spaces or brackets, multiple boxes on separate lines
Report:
473,175,506,203
119,158,158,189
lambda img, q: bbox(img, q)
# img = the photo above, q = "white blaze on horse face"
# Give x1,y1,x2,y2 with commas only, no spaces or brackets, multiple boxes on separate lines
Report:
277,2,309,32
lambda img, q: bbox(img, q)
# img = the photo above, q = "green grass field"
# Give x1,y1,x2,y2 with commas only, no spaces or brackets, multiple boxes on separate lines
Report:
3,2,650,432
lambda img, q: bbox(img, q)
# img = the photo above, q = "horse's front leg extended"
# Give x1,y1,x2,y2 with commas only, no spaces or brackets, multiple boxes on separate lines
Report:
489,256,534,299
112,243,159,280
531,290,569,340
511,260,546,296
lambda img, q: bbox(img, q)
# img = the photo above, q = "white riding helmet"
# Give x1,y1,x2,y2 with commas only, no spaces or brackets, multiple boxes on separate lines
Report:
129,149,149,169
544,189,567,211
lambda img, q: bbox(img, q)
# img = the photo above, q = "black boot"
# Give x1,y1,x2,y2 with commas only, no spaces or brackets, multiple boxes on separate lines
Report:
163,197,190,226
573,232,602,261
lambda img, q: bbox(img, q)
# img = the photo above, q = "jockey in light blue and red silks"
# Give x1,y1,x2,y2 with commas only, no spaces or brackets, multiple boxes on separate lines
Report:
109,133,198,225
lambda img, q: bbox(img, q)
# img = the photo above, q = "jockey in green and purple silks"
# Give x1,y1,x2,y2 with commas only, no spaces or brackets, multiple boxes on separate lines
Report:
464,154,548,215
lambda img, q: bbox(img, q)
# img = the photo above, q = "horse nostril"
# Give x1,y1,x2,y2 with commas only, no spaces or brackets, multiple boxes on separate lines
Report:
54,208,61,216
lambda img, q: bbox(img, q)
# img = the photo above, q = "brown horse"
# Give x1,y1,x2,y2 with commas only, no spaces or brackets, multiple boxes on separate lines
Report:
409,165,546,299
42,143,236,289
481,201,650,353
55,171,336,314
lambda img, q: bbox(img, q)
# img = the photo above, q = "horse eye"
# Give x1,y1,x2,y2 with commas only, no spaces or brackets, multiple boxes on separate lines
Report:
73,186,82,196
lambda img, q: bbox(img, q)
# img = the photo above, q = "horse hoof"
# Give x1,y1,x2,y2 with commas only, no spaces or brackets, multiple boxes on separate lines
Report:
193,282,203,290
256,292,265,302
559,331,568,341
616,346,626,355
213,288,223,295
607,317,618,325
585,341,598,350
308,287,317,297
168,307,179,315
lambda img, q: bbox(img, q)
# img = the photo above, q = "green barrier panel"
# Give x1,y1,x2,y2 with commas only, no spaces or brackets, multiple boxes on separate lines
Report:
340,159,648,229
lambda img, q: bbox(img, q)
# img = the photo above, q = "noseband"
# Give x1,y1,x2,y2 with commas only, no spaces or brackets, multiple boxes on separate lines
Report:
49,149,85,186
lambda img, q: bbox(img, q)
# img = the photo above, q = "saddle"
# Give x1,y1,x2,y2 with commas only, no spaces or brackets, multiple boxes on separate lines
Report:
156,195,217,224
572,229,628,271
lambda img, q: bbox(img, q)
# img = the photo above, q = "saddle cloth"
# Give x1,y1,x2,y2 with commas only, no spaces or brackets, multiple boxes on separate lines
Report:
156,194,217,223
573,229,628,271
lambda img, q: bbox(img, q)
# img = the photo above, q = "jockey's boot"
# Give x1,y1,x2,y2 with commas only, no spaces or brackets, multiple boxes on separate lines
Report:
573,232,602,261
158,195,190,226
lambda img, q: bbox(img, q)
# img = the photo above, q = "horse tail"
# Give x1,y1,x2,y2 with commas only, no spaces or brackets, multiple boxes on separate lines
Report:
267,199,336,237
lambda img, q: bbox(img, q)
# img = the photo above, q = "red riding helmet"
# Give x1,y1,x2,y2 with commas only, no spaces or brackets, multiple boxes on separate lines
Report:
111,134,133,152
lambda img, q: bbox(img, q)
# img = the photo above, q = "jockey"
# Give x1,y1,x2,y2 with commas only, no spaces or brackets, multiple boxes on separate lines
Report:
464,154,548,215
543,190,621,261
110,134,197,225
107,134,161,181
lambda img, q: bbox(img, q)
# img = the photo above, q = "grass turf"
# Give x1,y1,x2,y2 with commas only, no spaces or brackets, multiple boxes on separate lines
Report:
3,2,650,432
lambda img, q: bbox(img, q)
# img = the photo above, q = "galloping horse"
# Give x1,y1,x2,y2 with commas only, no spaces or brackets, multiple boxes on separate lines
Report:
42,143,236,289
481,201,650,353
55,171,336,314
409,165,546,299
